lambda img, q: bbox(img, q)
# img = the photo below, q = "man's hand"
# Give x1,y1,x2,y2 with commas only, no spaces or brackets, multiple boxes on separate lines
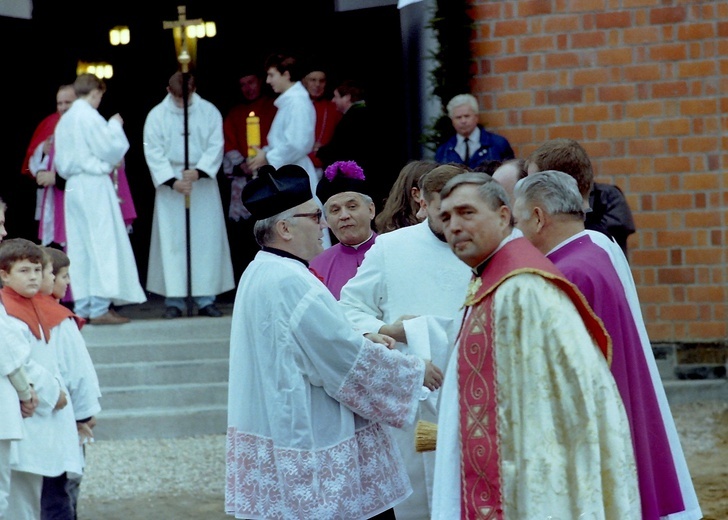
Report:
378,314,419,343
364,333,396,350
423,360,444,391
182,168,200,182
54,389,68,411
77,419,96,445
173,179,193,196
246,150,267,172
111,113,124,126
20,388,39,418
36,170,56,187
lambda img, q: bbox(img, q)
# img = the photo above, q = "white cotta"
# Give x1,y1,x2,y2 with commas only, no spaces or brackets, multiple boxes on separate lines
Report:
0,306,31,442
226,251,427,520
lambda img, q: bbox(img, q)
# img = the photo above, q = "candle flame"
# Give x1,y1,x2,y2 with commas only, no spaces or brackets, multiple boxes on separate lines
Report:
248,111,255,117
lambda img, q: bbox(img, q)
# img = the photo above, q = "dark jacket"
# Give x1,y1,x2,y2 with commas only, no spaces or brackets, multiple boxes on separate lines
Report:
586,182,636,258
434,125,515,168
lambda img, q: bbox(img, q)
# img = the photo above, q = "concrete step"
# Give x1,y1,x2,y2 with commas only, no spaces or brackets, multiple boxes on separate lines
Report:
82,312,727,440
94,405,227,440
83,316,232,440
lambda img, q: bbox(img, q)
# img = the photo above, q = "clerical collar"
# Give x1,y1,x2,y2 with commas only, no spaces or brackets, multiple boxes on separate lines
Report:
474,228,523,276
342,232,373,250
262,246,308,267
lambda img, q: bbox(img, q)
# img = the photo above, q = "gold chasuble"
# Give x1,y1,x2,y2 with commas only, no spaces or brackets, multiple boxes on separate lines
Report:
457,238,633,519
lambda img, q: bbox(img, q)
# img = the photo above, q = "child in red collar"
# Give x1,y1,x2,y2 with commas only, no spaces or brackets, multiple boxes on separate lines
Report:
0,238,77,519
0,204,39,519
39,247,102,519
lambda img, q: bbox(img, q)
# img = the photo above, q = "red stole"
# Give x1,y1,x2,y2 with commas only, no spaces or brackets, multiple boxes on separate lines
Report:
457,238,611,519
22,113,60,176
0,288,83,342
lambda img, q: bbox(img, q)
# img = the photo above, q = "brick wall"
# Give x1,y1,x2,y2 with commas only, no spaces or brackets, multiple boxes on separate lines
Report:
468,0,727,343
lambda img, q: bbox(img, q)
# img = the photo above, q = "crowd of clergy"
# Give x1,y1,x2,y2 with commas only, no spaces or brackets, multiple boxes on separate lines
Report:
9,47,700,519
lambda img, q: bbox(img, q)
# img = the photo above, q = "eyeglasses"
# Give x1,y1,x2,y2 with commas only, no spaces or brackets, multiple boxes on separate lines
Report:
291,210,323,224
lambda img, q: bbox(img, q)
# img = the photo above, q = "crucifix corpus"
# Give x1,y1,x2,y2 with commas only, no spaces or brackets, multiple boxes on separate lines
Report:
163,5,202,317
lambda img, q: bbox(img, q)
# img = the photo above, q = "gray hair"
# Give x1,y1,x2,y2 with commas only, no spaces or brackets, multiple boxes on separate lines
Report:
252,207,299,247
446,94,478,117
441,172,512,221
513,170,585,218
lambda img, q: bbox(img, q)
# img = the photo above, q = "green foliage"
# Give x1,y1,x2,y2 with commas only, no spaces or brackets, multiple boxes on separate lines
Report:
421,0,475,152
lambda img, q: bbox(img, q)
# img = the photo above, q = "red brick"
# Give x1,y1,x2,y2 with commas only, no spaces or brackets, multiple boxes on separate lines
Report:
657,267,695,284
628,139,666,156
544,15,580,33
654,192,693,210
638,285,671,302
650,44,688,61
521,71,559,89
711,230,723,246
572,31,607,48
624,101,663,118
598,121,637,138
681,136,719,153
570,0,607,11
623,0,659,7
653,118,691,136
677,23,716,41
633,212,669,229
522,108,558,125
518,0,552,16
595,11,631,28
521,35,558,53
719,22,728,37
641,194,654,211
545,52,582,69
547,88,583,104
623,27,661,45
685,248,725,266
547,126,586,139
671,248,683,266
650,6,687,25
494,92,532,109
687,321,726,340
679,99,719,116
471,3,503,20
683,173,721,192
573,105,610,122
631,249,669,266
573,68,610,85
652,82,690,98
685,210,722,227
596,48,633,66
494,56,529,73
660,304,698,320
494,20,529,37
598,157,638,175
597,85,635,102
622,64,662,82
678,60,717,78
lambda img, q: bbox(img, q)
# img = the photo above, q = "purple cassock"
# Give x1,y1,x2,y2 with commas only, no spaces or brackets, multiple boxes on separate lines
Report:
309,233,377,300
548,233,684,519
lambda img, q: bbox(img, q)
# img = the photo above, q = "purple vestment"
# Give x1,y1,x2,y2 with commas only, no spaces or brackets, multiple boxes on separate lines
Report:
309,233,377,300
548,233,683,519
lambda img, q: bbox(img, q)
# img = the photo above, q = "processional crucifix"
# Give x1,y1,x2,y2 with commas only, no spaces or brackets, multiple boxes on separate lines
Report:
163,5,203,317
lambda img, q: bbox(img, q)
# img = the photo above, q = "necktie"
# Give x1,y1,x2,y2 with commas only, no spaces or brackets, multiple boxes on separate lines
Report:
463,139,470,163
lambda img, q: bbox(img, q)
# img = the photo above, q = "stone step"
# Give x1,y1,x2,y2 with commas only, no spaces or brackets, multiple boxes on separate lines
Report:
100,382,228,410
94,405,227,440
83,316,232,440
94,359,228,387
82,312,727,440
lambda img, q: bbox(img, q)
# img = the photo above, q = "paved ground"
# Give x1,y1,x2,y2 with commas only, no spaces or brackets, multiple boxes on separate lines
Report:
76,401,728,520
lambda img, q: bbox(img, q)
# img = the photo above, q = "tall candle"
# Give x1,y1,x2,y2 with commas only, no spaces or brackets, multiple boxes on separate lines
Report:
246,111,261,158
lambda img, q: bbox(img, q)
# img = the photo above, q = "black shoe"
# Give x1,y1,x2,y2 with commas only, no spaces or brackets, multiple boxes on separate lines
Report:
163,306,182,319
198,304,223,317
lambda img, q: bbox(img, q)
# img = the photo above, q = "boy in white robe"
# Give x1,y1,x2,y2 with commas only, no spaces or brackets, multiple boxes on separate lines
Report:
0,238,77,519
39,247,101,519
